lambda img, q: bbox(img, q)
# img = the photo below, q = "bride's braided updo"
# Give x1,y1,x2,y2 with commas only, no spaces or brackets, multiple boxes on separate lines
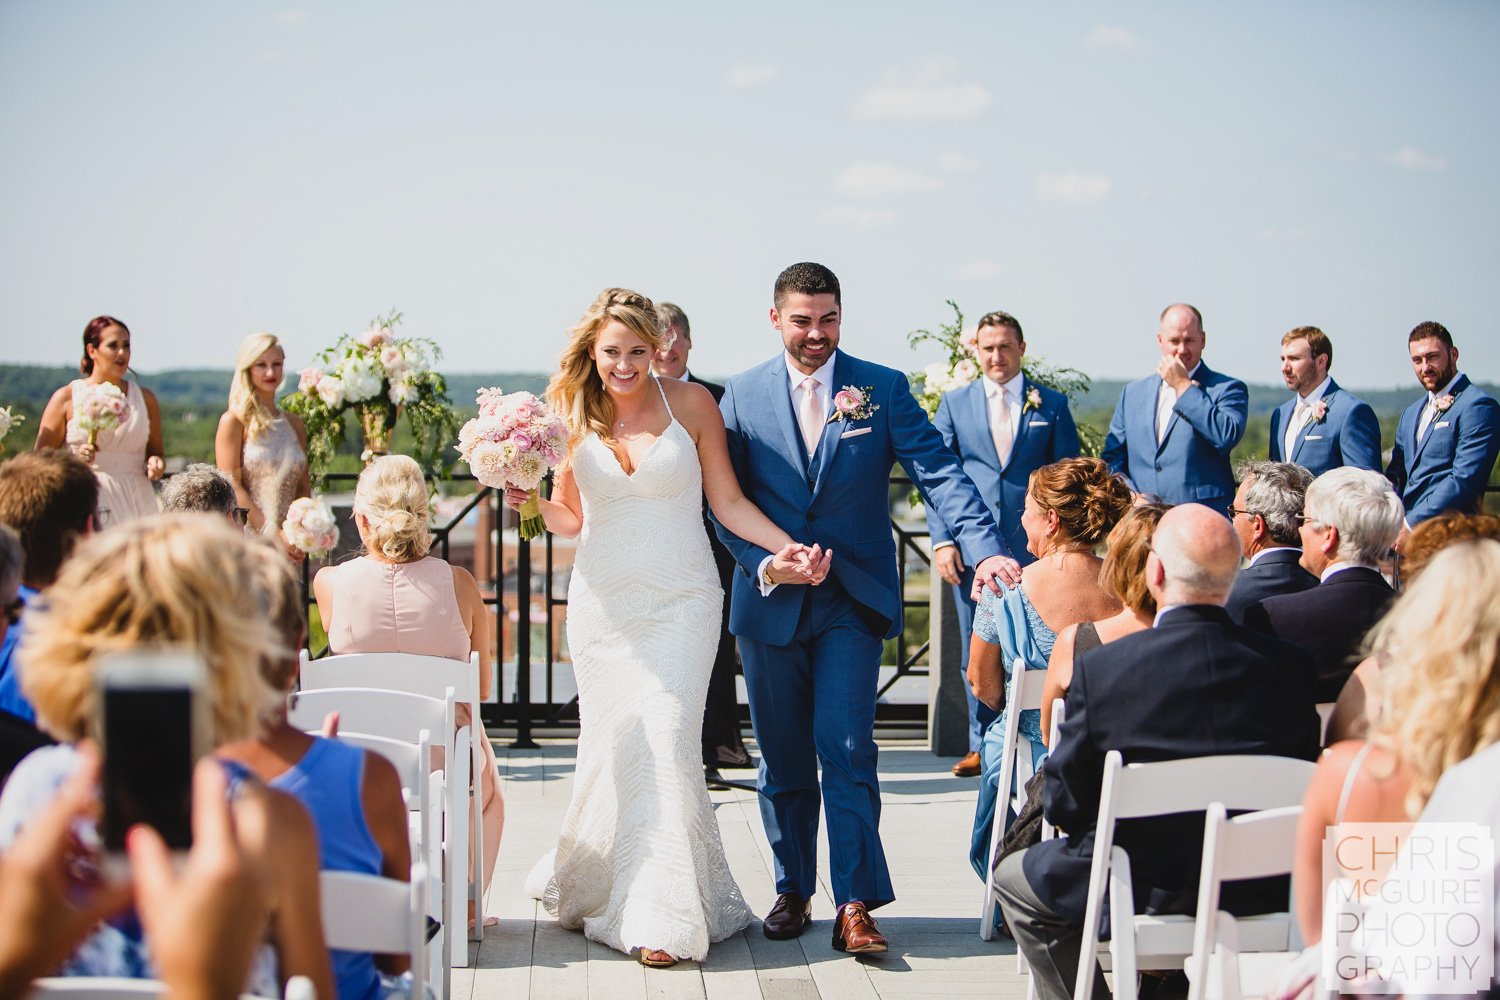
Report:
545,288,665,455
354,455,432,563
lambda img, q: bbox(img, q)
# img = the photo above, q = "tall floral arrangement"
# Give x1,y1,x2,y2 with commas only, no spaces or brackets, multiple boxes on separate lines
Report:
908,300,1100,456
282,310,461,475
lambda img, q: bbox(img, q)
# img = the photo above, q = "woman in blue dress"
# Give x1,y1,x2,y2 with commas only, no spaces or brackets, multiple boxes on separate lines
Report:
966,457,1133,878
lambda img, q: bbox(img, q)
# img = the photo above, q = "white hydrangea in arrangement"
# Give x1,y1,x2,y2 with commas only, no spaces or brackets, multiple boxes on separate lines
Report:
455,388,569,539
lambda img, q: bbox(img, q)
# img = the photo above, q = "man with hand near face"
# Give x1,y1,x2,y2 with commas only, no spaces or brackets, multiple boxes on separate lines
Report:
1103,303,1247,514
1385,321,1500,527
1267,326,1380,476
923,311,1079,776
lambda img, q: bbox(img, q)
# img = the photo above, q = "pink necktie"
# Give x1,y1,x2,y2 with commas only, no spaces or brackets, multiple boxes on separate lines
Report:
798,377,823,455
992,388,1013,467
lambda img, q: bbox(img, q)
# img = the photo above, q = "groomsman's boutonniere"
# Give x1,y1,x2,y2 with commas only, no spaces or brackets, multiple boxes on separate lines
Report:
1311,399,1328,423
1434,394,1455,413
1024,387,1043,413
829,385,879,423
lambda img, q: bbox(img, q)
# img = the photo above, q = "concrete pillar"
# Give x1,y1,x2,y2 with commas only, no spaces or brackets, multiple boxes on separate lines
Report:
927,572,969,756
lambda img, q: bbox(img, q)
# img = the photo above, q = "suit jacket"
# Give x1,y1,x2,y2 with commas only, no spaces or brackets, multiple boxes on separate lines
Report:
715,351,1006,645
1245,565,1394,703
1023,605,1319,925
1267,379,1382,476
1103,362,1247,509
1385,375,1500,525
1224,548,1318,625
923,377,1080,564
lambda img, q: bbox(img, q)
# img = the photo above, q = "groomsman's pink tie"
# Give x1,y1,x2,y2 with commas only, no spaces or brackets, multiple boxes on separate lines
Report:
992,388,1013,468
798,377,823,456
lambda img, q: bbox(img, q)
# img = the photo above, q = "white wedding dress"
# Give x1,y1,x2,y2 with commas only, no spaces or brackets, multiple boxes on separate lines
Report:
526,378,754,960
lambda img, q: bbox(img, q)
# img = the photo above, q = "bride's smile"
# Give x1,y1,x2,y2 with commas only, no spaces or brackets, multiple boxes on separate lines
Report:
591,321,654,398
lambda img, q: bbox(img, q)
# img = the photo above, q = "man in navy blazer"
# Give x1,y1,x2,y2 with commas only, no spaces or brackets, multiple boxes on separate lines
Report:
994,505,1320,1000
1103,304,1247,513
1224,460,1317,623
1385,321,1500,527
1267,326,1381,476
923,311,1080,775
715,263,1019,952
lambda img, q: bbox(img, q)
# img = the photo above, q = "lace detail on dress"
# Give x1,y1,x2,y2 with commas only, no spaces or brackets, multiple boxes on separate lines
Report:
526,415,753,959
242,414,307,536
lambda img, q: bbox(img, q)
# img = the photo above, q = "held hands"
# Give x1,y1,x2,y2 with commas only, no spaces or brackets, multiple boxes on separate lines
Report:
767,542,832,586
933,545,965,587
1156,356,1192,395
970,554,1023,599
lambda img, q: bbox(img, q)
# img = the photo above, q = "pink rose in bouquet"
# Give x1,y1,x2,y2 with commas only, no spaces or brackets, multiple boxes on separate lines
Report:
457,389,569,538
282,496,339,557
73,381,130,446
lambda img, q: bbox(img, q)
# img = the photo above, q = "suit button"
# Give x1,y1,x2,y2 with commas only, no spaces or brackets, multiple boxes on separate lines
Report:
1155,463,1163,472
807,513,818,522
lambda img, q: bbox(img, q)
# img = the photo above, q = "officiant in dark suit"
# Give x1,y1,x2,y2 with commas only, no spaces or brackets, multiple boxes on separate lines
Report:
653,301,752,771
1224,460,1317,623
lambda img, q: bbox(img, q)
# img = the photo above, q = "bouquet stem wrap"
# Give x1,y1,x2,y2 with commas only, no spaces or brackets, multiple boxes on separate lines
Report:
518,490,545,540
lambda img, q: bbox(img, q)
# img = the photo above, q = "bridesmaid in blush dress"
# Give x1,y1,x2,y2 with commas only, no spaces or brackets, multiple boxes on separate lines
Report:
216,333,310,550
314,455,504,924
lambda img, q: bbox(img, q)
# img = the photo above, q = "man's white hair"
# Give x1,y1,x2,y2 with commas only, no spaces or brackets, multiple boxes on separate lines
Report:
1305,467,1404,567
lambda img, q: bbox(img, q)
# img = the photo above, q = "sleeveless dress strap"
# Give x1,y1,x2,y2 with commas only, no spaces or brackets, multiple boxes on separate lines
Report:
653,375,675,421
1334,742,1376,826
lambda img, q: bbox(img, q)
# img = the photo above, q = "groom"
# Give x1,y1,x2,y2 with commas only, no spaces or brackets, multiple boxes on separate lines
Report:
715,262,1019,953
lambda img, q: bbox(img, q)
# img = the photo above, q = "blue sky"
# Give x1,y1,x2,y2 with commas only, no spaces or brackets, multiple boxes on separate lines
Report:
2,2,1496,392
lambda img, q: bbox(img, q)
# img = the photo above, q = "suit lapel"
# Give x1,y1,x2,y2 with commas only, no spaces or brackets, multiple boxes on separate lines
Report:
766,358,810,481
809,354,850,500
1290,381,1332,461
1010,378,1034,461
1413,374,1469,463
1154,375,1180,455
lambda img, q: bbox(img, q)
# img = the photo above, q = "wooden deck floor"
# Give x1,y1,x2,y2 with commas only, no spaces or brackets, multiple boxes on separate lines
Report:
454,740,1027,1000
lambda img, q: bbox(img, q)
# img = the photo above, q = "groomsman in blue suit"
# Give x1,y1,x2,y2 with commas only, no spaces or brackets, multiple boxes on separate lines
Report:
923,311,1080,777
715,262,1019,954
1267,326,1381,476
1103,303,1247,513
1386,321,1500,526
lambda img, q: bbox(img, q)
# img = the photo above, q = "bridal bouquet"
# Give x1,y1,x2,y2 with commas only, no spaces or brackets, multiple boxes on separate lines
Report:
455,389,568,539
0,406,22,454
73,381,129,446
282,310,461,475
282,496,340,557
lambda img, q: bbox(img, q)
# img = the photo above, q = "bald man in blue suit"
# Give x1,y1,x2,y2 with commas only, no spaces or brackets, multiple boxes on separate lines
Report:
1103,303,1247,514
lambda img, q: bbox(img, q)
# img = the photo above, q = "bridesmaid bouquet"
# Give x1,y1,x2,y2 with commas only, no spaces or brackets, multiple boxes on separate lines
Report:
282,496,340,557
0,405,21,455
456,388,568,539
73,382,129,446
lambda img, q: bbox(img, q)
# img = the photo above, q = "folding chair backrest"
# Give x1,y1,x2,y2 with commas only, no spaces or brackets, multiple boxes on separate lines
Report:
978,661,1050,941
320,866,429,1000
288,686,456,769
25,978,301,1000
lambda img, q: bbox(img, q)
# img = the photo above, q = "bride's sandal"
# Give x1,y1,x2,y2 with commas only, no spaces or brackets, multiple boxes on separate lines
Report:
639,948,678,968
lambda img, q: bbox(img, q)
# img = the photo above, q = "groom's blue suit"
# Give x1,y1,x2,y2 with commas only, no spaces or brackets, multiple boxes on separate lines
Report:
716,351,1007,909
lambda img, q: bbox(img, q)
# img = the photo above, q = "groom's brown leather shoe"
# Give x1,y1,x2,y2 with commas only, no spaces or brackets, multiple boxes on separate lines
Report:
832,901,888,954
762,891,812,940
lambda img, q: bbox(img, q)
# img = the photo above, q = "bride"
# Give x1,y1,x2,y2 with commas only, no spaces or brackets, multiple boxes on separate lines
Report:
509,288,829,967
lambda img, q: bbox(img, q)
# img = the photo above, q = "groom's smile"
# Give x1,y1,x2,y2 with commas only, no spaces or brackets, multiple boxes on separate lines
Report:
773,292,841,375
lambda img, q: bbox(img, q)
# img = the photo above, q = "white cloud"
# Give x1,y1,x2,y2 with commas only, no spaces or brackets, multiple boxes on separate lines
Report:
1383,146,1447,172
834,162,942,199
1036,171,1113,206
1083,25,1142,52
272,9,308,26
851,58,991,122
725,64,778,90
958,260,1005,280
936,150,978,173
821,205,897,229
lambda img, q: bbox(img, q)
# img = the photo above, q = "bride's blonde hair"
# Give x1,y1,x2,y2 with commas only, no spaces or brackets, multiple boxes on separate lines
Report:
228,332,283,440
544,288,664,452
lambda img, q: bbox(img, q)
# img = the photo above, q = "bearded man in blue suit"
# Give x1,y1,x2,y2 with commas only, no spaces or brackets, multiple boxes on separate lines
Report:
714,262,1019,954
1103,303,1247,513
1267,326,1381,476
923,311,1080,776
1386,321,1500,527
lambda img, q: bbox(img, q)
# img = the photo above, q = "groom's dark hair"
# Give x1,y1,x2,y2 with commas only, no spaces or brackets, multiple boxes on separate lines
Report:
774,262,841,308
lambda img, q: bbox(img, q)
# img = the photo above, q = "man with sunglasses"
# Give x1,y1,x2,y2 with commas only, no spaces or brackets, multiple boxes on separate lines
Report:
1224,460,1318,623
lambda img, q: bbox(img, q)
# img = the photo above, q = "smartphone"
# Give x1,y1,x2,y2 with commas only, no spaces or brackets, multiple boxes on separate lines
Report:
97,649,209,868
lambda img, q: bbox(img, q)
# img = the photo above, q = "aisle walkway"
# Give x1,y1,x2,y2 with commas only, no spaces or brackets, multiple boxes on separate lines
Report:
455,740,1026,1000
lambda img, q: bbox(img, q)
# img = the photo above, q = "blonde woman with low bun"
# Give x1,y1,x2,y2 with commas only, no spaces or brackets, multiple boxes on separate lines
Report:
215,332,310,543
313,454,503,925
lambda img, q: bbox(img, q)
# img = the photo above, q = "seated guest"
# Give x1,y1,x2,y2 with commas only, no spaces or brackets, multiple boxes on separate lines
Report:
1223,460,1317,623
314,455,502,924
159,461,241,522
1325,511,1500,743
220,541,411,1000
0,524,45,778
995,504,1320,1000
0,515,333,1000
1293,539,1500,945
0,450,98,730
1246,467,1403,702
1041,501,1169,744
965,458,1133,880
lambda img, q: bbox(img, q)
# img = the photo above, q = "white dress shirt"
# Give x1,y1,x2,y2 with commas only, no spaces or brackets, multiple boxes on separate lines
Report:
1283,375,1331,460
1247,545,1303,567
1417,371,1463,442
985,371,1023,466
758,352,840,594
1155,362,1203,443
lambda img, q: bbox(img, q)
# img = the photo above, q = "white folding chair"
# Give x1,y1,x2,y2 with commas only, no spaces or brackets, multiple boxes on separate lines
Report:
320,865,430,1000
299,649,489,961
1074,751,1316,1000
979,660,1049,940
24,978,311,1000
1185,804,1305,1000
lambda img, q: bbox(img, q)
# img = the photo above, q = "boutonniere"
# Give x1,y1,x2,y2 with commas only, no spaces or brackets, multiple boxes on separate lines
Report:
1023,387,1042,413
1310,399,1328,423
828,385,880,423
1434,394,1455,413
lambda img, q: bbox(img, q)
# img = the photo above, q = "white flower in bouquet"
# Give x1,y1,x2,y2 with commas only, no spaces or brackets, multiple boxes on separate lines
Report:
455,388,568,539
379,345,406,375
388,374,419,406
401,340,433,374
922,361,953,395
297,366,325,392
340,357,383,404
281,496,340,557
359,324,391,348
0,405,22,453
315,374,346,409
73,381,130,445
951,357,979,387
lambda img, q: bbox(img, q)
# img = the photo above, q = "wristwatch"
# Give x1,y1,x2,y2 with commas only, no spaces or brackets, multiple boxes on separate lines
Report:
761,564,775,587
